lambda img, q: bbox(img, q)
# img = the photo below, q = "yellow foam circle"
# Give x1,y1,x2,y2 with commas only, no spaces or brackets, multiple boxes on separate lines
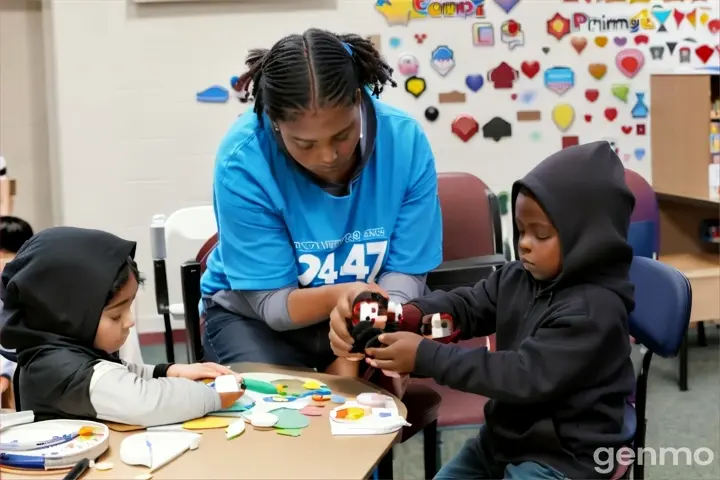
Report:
182,416,231,430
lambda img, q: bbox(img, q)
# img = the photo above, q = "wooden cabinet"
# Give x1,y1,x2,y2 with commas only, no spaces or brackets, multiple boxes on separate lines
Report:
650,74,719,326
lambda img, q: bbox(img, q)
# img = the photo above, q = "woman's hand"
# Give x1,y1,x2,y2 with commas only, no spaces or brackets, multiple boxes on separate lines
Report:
329,282,387,361
167,362,234,380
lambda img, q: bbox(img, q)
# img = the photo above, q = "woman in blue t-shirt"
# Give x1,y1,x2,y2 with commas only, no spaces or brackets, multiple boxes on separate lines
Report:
201,28,442,378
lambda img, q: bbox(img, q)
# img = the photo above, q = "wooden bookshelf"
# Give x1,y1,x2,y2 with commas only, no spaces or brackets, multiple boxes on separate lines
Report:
651,74,720,326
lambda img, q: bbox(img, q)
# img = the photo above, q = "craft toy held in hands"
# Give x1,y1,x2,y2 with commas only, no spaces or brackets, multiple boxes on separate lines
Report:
347,291,460,352
347,291,402,352
421,313,454,341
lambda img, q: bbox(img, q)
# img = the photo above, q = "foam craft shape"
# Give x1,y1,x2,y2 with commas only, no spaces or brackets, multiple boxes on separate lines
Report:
570,37,588,54
614,37,627,47
493,0,521,14
276,429,302,437
196,86,229,103
696,45,714,64
424,107,439,122
552,104,575,132
465,74,484,92
520,61,540,79
585,89,599,102
595,36,608,47
299,406,324,417
405,76,426,98
612,84,630,103
615,49,645,78
530,131,542,142
588,63,607,80
270,408,311,430
605,108,618,122
182,417,230,430
452,115,479,142
634,148,646,161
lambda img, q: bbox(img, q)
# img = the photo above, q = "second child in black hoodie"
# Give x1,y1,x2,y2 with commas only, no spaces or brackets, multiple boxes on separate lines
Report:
363,142,637,479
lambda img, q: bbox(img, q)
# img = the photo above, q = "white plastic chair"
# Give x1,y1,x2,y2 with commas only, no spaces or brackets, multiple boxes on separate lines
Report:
150,206,217,362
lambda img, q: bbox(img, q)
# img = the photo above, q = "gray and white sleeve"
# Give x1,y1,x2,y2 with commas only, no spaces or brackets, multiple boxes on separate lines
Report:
379,272,428,304
89,360,222,427
120,360,155,380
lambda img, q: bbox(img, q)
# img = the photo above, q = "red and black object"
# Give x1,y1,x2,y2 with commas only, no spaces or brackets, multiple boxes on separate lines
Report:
346,291,400,352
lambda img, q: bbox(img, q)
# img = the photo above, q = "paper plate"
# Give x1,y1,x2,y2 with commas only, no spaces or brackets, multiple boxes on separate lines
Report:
0,419,109,469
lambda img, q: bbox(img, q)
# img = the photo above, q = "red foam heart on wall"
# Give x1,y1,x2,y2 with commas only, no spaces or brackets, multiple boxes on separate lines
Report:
520,61,540,79
604,108,618,122
585,89,599,102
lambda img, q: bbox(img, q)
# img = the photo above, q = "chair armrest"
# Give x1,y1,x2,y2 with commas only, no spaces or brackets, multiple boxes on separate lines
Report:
427,254,507,292
180,260,203,363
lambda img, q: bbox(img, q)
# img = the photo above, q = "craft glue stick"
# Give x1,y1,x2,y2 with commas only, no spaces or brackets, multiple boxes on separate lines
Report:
241,379,279,395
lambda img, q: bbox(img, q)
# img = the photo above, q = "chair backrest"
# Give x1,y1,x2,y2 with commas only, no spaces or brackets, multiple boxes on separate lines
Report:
624,169,660,258
628,256,692,358
437,172,503,261
198,233,218,273
164,206,217,306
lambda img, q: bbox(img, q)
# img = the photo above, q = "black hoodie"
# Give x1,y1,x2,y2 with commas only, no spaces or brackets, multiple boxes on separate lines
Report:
411,142,636,479
0,227,221,426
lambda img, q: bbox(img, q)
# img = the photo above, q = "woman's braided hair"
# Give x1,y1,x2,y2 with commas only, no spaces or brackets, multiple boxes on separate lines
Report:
232,29,396,124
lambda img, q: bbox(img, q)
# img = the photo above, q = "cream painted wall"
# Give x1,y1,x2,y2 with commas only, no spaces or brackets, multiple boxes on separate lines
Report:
40,0,719,333
0,0,53,229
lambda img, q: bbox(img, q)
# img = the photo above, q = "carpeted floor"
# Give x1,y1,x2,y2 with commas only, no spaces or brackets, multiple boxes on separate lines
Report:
142,325,719,479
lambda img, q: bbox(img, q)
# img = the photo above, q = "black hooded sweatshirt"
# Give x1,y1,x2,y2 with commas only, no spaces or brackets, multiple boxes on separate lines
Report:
411,142,636,479
0,227,221,426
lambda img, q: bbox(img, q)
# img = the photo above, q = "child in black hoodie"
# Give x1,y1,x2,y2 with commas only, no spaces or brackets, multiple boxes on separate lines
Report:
333,142,636,479
0,227,244,426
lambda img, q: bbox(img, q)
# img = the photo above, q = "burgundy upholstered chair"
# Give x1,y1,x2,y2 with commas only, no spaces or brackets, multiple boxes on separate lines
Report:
413,172,507,470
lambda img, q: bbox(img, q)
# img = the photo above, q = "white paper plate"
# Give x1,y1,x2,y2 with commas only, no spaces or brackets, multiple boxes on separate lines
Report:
0,420,109,469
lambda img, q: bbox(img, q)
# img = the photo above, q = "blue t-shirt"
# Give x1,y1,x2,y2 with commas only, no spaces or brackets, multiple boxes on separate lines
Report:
201,97,442,294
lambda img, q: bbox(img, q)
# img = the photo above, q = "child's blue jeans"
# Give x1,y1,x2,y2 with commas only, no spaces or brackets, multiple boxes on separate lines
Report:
435,426,567,479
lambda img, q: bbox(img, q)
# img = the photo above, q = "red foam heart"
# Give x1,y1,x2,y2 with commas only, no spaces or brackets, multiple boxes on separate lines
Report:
708,19,720,35
634,35,649,46
605,108,618,122
621,125,632,134
584,114,592,123
585,89,599,102
620,57,640,75
695,45,714,64
511,94,518,100
520,61,540,79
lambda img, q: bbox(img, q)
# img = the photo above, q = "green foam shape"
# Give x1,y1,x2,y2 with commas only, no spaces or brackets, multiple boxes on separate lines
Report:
269,408,310,430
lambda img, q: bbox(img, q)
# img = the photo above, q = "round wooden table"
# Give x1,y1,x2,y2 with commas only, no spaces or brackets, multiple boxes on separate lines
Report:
2,363,406,480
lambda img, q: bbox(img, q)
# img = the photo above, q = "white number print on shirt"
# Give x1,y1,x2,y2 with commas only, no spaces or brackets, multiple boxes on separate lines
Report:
297,241,388,286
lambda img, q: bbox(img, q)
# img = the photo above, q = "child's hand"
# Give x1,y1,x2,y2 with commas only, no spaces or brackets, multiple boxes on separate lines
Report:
365,332,424,374
167,362,234,380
